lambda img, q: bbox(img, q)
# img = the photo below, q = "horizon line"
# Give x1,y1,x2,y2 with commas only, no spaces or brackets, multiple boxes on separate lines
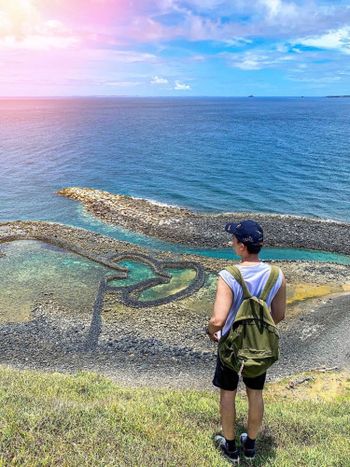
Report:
0,94,340,99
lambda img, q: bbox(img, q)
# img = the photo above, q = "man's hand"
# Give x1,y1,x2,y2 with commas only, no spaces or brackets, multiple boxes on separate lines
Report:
206,328,221,342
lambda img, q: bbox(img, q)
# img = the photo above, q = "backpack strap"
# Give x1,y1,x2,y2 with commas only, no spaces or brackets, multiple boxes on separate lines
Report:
225,265,251,299
259,266,280,301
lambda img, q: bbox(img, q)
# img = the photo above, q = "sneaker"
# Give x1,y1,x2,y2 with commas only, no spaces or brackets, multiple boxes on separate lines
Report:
214,434,240,464
240,432,256,460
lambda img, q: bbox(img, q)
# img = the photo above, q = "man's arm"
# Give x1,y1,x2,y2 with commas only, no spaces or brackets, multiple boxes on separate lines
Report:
207,277,233,341
270,273,287,324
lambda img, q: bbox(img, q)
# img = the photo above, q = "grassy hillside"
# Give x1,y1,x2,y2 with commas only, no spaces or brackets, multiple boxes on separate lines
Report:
0,367,349,466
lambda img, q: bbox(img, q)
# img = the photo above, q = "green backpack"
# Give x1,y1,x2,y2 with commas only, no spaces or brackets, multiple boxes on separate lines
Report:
218,265,280,378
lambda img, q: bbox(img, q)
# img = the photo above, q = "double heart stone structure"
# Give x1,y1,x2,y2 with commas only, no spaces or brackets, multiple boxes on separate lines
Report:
102,251,205,308
85,252,205,350
0,230,205,307
0,228,205,351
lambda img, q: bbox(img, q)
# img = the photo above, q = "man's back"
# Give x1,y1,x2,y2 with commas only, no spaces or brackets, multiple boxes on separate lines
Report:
219,262,283,335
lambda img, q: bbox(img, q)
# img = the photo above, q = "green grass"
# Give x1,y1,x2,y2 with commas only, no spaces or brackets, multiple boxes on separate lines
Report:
0,367,349,466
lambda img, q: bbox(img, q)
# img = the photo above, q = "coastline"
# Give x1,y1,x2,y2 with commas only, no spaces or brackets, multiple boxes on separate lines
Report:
58,187,350,255
2,219,350,280
1,219,350,388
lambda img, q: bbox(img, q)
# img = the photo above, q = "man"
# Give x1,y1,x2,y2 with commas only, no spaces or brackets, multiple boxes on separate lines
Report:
207,220,286,464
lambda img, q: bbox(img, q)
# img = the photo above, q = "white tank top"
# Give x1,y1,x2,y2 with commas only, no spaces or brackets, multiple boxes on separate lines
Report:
219,263,283,336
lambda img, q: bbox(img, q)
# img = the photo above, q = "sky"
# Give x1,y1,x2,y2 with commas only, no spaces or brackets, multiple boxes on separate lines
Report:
0,0,350,96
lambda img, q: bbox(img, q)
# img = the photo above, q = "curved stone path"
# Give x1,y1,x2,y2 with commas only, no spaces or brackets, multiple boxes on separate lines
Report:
104,252,205,308
0,230,205,309
86,252,205,350
1,231,128,275
0,220,349,388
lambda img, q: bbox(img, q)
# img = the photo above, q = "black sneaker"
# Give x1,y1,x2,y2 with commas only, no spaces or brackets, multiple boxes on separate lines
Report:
214,434,240,464
240,432,256,460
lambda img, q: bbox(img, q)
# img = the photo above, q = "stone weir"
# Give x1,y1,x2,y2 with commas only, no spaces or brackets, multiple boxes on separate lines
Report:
58,187,350,255
0,221,205,309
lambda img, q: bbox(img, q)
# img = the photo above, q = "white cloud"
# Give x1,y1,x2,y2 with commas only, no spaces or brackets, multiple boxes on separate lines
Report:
104,80,142,87
276,43,288,53
128,51,158,62
223,47,299,70
295,27,350,54
236,56,264,70
174,80,191,90
166,1,350,47
259,0,298,21
190,54,206,61
182,0,229,9
0,31,80,50
106,50,157,63
224,37,253,47
224,52,270,70
150,75,169,84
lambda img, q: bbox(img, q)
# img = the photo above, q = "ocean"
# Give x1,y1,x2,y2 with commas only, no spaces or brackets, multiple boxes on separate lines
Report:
1,97,349,261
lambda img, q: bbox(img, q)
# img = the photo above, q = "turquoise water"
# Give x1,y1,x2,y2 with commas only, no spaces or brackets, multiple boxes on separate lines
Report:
69,209,350,265
107,261,198,301
188,246,350,265
0,240,110,320
1,97,349,264
0,242,200,316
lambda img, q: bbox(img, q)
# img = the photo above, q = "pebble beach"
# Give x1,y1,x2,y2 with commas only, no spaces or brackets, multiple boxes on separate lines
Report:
1,217,349,388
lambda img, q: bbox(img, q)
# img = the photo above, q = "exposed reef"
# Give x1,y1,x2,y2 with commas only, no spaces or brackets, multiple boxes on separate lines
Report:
103,252,205,308
1,220,350,388
0,222,205,309
58,187,350,254
2,220,350,284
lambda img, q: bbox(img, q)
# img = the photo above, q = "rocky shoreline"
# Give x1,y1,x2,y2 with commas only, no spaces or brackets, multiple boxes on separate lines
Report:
0,219,350,388
1,293,349,389
2,219,350,283
58,186,350,254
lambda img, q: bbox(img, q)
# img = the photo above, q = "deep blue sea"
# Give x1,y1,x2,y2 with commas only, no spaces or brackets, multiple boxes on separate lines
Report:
1,97,350,262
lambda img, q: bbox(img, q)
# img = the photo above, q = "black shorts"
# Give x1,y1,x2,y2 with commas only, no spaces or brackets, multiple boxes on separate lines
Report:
212,355,266,391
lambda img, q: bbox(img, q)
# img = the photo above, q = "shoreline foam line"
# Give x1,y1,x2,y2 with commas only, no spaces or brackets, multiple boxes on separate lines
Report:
57,187,350,255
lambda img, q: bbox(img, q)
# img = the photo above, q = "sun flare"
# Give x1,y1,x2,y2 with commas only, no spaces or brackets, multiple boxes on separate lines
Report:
0,0,40,37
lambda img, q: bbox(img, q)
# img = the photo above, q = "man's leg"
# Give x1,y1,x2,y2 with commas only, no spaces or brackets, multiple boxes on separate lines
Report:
240,374,266,459
220,389,237,441
213,356,240,462
246,387,264,439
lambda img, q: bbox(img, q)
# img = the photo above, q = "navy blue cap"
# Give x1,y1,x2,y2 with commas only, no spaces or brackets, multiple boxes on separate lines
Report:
225,219,263,245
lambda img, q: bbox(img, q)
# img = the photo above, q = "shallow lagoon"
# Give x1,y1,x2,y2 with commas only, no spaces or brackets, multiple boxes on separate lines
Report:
0,238,346,328
107,260,197,302
0,241,200,322
72,209,350,265
0,240,109,323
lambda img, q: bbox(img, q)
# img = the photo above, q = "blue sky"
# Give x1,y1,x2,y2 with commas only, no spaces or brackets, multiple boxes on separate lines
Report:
1,0,350,96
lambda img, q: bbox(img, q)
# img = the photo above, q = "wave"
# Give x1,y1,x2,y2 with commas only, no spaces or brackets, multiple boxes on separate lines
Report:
131,195,184,210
